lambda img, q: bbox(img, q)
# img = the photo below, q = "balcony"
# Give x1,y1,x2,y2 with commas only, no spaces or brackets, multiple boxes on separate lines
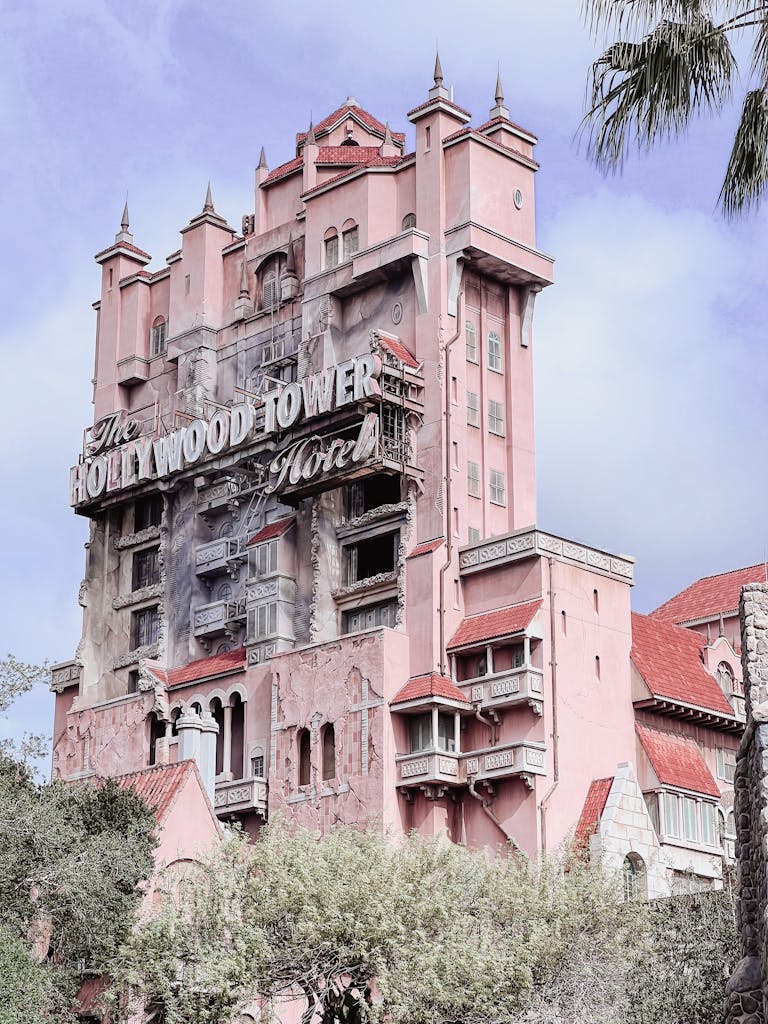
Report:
457,667,544,715
213,776,267,817
396,740,546,792
50,659,81,693
193,600,245,640
196,476,243,522
195,538,240,579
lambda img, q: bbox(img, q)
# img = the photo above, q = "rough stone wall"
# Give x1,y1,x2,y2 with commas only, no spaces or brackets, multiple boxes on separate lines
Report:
725,583,768,1024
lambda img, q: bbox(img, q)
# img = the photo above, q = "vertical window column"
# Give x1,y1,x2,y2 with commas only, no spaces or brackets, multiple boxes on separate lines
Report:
222,702,233,780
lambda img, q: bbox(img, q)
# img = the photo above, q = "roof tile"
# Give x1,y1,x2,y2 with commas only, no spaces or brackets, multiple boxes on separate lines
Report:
635,723,720,797
447,600,542,650
115,760,196,821
297,103,405,144
652,564,768,624
631,612,734,716
246,516,295,546
407,538,445,559
391,672,469,705
574,777,614,849
379,335,419,368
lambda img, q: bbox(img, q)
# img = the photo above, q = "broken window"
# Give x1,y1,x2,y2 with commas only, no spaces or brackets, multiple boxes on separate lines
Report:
341,598,398,635
134,494,162,531
344,530,399,585
345,475,401,518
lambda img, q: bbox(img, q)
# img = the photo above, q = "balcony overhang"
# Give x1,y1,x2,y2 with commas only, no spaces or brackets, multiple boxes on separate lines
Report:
303,229,430,303
633,696,743,733
444,221,554,289
457,667,544,716
396,740,546,792
214,776,267,817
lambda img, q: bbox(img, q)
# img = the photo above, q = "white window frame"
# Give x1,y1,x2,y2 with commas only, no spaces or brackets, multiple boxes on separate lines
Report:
468,526,480,544
248,602,278,641
488,399,505,436
467,391,480,428
325,234,339,269
716,746,736,783
487,331,503,372
467,461,481,498
465,322,478,364
664,792,680,838
150,319,167,357
489,469,506,506
342,225,359,260
249,539,278,579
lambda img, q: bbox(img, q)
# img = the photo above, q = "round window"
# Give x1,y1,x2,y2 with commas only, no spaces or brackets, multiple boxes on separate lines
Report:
513,188,524,210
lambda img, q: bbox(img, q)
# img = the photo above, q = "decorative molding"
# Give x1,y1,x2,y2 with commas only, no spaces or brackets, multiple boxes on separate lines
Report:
115,526,161,550
459,528,634,583
113,643,159,670
401,758,429,778
112,583,162,610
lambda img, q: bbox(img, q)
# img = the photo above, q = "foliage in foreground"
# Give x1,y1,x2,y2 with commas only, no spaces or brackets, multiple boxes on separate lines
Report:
580,0,768,216
114,822,739,1024
0,755,157,1023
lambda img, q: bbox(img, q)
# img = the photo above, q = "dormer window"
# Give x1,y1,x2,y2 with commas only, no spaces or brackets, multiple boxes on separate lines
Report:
402,213,417,231
342,221,359,260
716,661,734,697
324,229,339,269
150,316,167,357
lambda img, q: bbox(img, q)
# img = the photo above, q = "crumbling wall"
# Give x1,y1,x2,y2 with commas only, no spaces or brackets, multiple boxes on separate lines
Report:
725,583,768,1024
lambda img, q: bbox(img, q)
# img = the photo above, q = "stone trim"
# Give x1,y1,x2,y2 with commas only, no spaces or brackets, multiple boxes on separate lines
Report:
115,526,161,550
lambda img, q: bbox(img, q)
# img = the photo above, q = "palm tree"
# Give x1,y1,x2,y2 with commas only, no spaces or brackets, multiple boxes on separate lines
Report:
580,1,768,216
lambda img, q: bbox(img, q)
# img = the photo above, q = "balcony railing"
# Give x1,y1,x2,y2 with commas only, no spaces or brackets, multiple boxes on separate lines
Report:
193,600,245,639
195,538,240,578
457,667,544,715
213,776,267,816
396,740,546,790
196,476,243,521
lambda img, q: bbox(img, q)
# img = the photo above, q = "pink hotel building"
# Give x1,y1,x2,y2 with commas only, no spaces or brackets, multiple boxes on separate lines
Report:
51,63,752,897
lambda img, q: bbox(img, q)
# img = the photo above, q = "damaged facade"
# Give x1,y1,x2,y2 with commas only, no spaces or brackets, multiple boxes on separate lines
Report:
50,63,747,892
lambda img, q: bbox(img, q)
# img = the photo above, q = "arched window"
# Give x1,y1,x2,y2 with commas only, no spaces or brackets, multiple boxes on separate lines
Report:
150,316,167,357
262,269,278,309
487,330,502,372
717,662,734,698
217,582,233,602
216,642,232,655
342,219,359,260
324,228,339,269
230,693,245,780
322,723,336,781
218,521,233,539
465,322,478,363
210,697,224,776
622,853,646,901
402,212,417,231
170,707,181,737
298,728,311,786
148,713,164,766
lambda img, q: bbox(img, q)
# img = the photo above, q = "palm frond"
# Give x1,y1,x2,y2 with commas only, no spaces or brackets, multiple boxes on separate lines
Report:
719,86,768,213
750,8,768,75
580,14,735,171
581,0,726,40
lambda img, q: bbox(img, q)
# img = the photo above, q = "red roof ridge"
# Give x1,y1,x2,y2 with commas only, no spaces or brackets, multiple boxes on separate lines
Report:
167,647,246,687
302,156,403,196
447,599,542,650
246,516,295,547
391,671,469,706
379,334,419,368
573,777,614,849
407,538,445,559
115,759,221,831
651,562,768,624
635,723,720,797
296,103,405,145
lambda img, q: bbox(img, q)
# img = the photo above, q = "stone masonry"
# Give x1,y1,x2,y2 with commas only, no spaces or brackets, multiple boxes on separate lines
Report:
725,583,768,1024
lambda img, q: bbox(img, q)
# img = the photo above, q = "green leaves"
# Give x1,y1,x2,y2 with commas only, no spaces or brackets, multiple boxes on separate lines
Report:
580,0,768,214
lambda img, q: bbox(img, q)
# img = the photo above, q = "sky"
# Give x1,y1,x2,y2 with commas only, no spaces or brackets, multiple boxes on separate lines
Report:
2,0,767,761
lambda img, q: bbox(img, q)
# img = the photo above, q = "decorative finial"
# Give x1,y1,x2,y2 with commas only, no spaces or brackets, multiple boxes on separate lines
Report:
383,122,394,147
258,146,267,170
306,120,316,146
239,256,250,298
495,69,504,107
121,199,130,232
203,181,214,213
433,50,444,88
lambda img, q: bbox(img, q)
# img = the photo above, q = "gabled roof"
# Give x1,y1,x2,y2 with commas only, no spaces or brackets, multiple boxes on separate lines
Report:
261,155,303,187
246,516,295,546
391,672,469,706
317,146,387,165
301,155,404,197
379,335,419,368
94,239,152,262
115,760,198,822
407,538,445,559
574,777,614,849
635,724,720,797
447,600,542,651
631,612,734,717
296,102,405,146
652,563,768,624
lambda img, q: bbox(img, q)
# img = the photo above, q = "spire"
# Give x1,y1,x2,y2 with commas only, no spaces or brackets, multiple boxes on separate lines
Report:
427,48,451,102
239,256,250,298
258,146,267,170
383,122,393,147
433,50,443,88
489,67,510,120
114,198,134,244
121,200,130,233
380,121,398,157
203,181,214,213
285,232,296,275
306,120,317,147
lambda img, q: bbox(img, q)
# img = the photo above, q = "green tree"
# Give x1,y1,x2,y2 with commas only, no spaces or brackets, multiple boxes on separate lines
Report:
580,0,768,215
0,653,50,764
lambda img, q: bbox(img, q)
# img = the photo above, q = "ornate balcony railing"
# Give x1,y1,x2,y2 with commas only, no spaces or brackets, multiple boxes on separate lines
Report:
195,538,240,579
193,600,245,639
213,776,267,817
457,667,544,715
396,740,546,791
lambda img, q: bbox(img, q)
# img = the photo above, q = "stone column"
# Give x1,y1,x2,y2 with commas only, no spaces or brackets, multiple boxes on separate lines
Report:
222,704,233,781
198,712,220,800
176,711,203,765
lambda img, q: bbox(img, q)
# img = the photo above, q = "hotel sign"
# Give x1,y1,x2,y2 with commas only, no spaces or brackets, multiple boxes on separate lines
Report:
70,354,384,507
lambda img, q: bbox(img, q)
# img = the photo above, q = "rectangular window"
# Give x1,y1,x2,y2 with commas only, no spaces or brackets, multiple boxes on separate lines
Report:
437,712,456,753
489,469,506,506
248,602,278,641
700,802,715,846
647,792,660,835
409,714,432,753
134,495,162,531
467,461,481,498
465,323,478,363
488,399,505,436
150,321,166,357
468,526,480,544
341,598,398,635
251,754,265,778
682,796,698,841
664,793,680,838
132,606,159,649
512,646,525,669
248,539,278,579
345,475,401,519
487,331,503,372
325,235,339,269
344,530,399,586
132,547,159,590
716,747,736,783
467,391,480,428
342,227,359,260
127,669,139,694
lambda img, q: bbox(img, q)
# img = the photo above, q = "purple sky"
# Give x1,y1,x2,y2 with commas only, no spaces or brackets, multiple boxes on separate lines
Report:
2,0,767,761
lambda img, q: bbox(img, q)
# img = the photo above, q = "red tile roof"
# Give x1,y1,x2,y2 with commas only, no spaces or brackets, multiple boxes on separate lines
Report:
317,146,386,164
476,115,538,140
169,648,246,687
262,155,303,187
635,724,720,797
407,538,445,559
302,156,403,197
441,126,539,168
391,672,469,705
94,239,152,261
296,103,405,145
115,760,197,821
407,96,472,119
652,563,768,624
631,612,734,716
246,516,295,546
447,600,542,650
379,335,419,368
574,777,614,849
